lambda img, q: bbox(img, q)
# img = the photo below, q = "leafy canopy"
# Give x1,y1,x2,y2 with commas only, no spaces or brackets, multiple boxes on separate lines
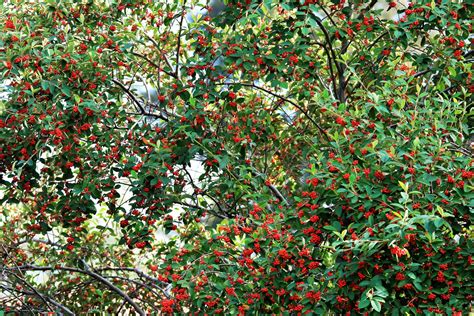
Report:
0,0,472,314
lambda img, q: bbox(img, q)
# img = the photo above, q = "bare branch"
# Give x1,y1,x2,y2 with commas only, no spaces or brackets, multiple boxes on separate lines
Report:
6,264,146,316
9,272,56,314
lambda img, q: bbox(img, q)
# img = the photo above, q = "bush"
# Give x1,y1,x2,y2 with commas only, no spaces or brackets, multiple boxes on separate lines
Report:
0,0,472,314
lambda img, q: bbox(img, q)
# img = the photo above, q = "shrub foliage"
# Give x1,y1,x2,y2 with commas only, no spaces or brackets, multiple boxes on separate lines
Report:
0,0,472,314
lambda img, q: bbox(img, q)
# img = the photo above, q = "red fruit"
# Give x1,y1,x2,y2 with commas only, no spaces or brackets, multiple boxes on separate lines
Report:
335,116,347,126
225,287,236,296
150,265,158,271
132,162,143,171
135,241,146,249
5,20,15,30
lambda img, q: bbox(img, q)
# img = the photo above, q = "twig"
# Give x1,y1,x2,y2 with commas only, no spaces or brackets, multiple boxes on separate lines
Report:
111,79,167,121
132,52,177,79
309,13,344,102
216,82,329,141
7,264,146,316
175,1,187,78
143,32,175,74
9,272,56,314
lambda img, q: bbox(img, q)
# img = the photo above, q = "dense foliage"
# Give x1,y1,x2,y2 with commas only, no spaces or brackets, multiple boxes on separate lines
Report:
0,0,472,314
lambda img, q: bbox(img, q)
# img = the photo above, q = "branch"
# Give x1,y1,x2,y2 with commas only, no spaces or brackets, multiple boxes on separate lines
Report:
0,285,38,314
357,0,378,20
81,261,146,316
344,30,391,96
1,274,75,315
267,184,289,206
309,13,344,101
33,291,76,315
446,141,473,157
216,82,329,141
132,51,177,79
7,265,146,316
93,266,169,292
175,1,187,77
250,170,289,205
316,4,338,28
105,275,165,308
9,272,55,314
311,41,338,97
174,200,228,220
143,32,175,74
413,69,431,78
111,79,167,121
413,51,473,80
202,193,229,217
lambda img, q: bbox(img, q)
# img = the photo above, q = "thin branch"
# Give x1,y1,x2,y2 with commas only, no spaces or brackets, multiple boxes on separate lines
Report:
143,32,175,73
413,51,473,80
9,272,55,314
1,281,75,316
316,4,338,28
93,267,168,291
249,169,289,205
413,69,431,78
35,291,76,315
0,285,37,314
175,1,187,78
202,193,229,217
82,261,146,316
131,52,177,78
216,82,329,141
7,265,146,316
309,13,344,101
311,41,338,97
174,200,228,220
357,0,378,20
105,275,164,311
267,184,289,205
111,79,167,121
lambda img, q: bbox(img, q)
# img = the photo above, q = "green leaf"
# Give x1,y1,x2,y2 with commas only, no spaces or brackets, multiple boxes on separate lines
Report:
371,299,382,312
359,296,370,309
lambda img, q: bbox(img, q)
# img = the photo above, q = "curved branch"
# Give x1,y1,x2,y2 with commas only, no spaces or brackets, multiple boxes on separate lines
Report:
7,265,146,316
132,52,177,79
216,82,329,141
111,79,168,121
309,13,344,101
